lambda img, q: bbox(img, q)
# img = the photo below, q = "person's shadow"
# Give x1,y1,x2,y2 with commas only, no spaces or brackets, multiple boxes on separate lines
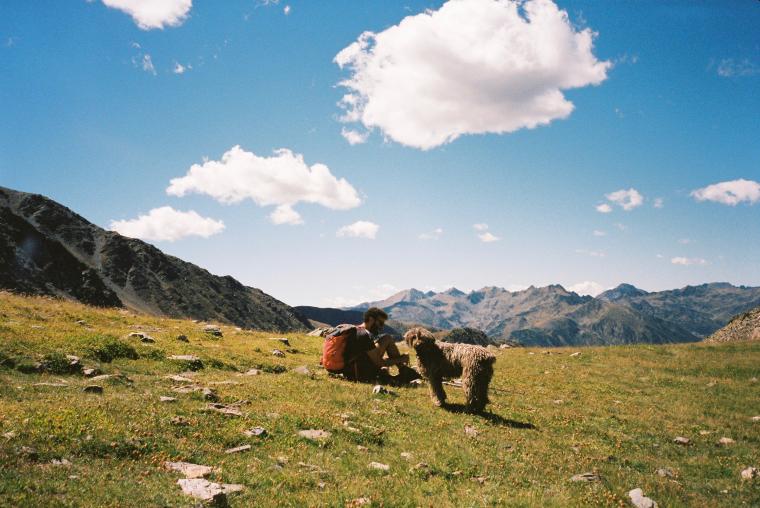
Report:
440,403,537,429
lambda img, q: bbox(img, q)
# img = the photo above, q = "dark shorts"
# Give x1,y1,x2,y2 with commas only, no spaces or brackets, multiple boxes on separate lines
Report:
343,352,380,382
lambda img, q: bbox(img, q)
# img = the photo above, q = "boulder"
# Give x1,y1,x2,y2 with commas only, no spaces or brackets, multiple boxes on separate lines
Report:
176,478,243,503
628,488,658,508
164,461,213,479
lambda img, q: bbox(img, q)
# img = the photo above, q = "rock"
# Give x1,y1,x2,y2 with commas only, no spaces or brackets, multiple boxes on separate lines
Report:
298,429,331,441
292,365,312,377
410,463,431,477
82,367,100,377
166,374,194,383
569,352,581,357
243,427,267,437
76,320,88,326
471,476,487,484
553,399,563,405
741,466,758,480
176,334,189,342
357,445,368,452
2,431,16,440
717,437,735,446
655,467,675,478
628,488,658,508
673,436,690,445
698,430,712,436
346,498,371,507
205,403,242,416
202,388,218,402
225,445,251,454
51,458,72,467
270,337,290,346
172,384,203,394
160,396,177,403
372,385,389,395
499,344,512,349
83,385,103,394
19,446,38,460
170,416,190,426
241,369,261,376
571,472,601,482
127,332,154,343
400,452,412,460
751,416,760,422
368,462,390,472
272,349,285,357
464,425,478,438
177,478,243,502
90,373,132,384
203,325,223,337
164,461,213,478
33,382,68,387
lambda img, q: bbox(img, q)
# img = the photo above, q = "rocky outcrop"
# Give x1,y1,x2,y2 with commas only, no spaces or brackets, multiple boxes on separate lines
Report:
706,306,760,343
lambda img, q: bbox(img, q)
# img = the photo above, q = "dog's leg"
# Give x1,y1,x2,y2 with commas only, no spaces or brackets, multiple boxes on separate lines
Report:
463,365,492,413
427,372,447,407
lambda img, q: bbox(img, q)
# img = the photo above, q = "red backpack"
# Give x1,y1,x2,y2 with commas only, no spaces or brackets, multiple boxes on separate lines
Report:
321,324,357,372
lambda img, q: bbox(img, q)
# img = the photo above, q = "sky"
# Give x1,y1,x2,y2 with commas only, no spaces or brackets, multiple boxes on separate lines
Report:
1,0,759,307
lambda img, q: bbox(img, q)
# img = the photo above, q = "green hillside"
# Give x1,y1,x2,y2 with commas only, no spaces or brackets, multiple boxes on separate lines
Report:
0,292,758,507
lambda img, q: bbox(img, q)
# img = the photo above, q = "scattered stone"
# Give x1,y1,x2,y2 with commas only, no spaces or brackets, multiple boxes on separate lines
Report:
471,476,487,485
706,381,717,387
241,368,261,376
410,463,431,477
82,367,100,377
90,373,132,384
33,382,68,387
83,385,103,394
206,403,242,417
76,320,88,326
752,416,760,422
292,365,312,377
318,482,326,489
272,349,285,357
164,461,213,479
751,377,758,383
202,388,219,402
717,437,735,446
569,352,581,357
243,427,267,438
299,429,331,441
170,416,190,426
166,374,194,383
628,488,658,508
372,385,389,395
172,384,202,394
356,445,368,452
741,466,758,480
3,432,16,440
464,425,478,438
203,325,223,337
270,337,290,346
207,381,239,386
571,472,601,482
225,445,251,454
177,478,243,503
160,396,177,403
346,497,371,507
553,399,563,405
699,430,712,436
19,446,38,460
127,332,155,343
400,452,412,460
673,436,690,445
655,467,675,478
368,462,390,472
176,334,189,342
499,344,512,349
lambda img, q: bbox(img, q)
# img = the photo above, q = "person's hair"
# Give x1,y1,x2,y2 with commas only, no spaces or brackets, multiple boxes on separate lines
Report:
363,307,388,323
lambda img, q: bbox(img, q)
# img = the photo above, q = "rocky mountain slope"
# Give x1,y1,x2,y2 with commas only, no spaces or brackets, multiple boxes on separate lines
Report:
706,306,760,343
347,282,760,346
0,186,310,332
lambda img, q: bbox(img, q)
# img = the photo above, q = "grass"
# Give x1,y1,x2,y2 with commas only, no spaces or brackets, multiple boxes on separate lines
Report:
0,291,758,507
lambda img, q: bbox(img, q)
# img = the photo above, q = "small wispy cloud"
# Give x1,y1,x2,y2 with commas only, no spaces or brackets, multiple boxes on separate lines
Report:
419,227,443,240
336,221,379,239
592,230,606,237
173,62,191,74
567,281,606,297
671,257,707,266
606,188,644,211
677,238,692,245
575,248,606,258
595,203,612,214
714,58,760,78
653,197,664,209
283,5,291,15
473,223,499,242
340,128,369,145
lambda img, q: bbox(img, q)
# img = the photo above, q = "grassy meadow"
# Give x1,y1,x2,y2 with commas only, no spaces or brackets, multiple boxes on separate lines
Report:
0,291,758,507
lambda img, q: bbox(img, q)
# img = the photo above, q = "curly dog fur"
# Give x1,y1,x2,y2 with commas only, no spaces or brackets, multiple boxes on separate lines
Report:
404,327,496,413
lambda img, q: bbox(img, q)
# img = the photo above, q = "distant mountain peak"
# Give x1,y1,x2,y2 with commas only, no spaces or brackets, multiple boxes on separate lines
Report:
443,287,465,297
598,283,648,302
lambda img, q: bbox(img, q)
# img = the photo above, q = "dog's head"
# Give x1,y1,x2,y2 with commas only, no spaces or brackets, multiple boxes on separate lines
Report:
403,327,435,349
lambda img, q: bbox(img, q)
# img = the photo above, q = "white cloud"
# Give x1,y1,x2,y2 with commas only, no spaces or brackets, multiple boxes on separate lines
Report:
283,5,291,15
653,197,664,209
334,0,610,150
671,257,707,266
691,179,760,206
100,0,192,30
567,281,605,297
595,203,612,214
592,229,606,237
575,248,605,258
478,232,500,243
269,204,303,225
138,54,156,75
340,128,369,145
605,188,644,211
419,227,443,240
173,62,190,74
167,146,361,224
109,206,224,242
715,58,759,78
336,221,379,239
473,223,489,231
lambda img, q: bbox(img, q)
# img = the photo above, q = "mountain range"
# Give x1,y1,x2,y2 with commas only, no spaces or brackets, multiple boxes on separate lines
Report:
336,283,760,346
0,186,309,332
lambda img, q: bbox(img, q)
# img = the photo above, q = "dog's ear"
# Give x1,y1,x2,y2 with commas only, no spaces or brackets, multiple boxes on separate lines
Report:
405,327,434,348
417,328,435,344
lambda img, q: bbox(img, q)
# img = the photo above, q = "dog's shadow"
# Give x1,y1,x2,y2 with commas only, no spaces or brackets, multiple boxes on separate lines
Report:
440,403,537,430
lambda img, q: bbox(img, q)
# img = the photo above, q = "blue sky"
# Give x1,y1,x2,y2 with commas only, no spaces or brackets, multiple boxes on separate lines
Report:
1,0,759,307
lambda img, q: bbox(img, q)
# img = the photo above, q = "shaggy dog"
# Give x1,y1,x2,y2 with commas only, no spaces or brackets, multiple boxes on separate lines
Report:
404,327,496,413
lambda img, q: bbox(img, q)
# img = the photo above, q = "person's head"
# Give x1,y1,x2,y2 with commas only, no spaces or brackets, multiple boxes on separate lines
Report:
363,307,388,335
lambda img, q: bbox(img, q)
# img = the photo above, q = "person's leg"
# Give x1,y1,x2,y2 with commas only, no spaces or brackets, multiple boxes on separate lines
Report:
366,336,408,368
